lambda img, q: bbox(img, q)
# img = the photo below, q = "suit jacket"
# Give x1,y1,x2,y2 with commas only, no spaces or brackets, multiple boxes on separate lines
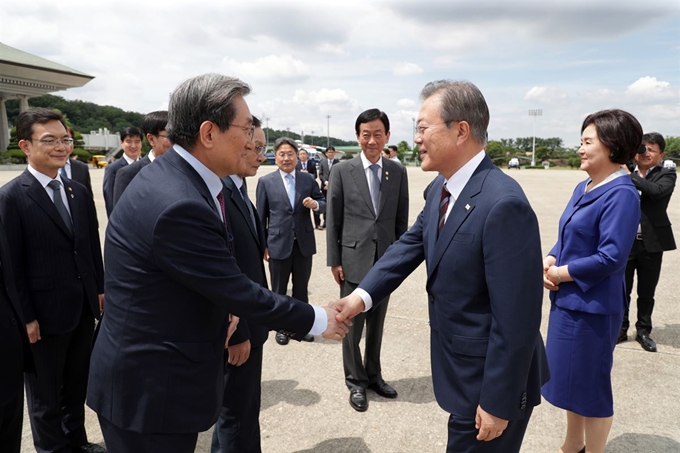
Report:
318,158,339,189
87,148,316,434
222,176,269,349
102,157,129,216
631,166,676,253
0,220,34,406
70,159,93,198
296,159,317,179
112,155,152,208
0,171,104,335
358,156,548,421
256,170,326,260
549,176,641,314
326,155,409,283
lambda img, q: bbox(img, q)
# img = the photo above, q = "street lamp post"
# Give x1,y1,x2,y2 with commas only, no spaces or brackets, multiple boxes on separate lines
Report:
265,117,270,148
326,115,331,148
412,117,416,151
528,109,542,167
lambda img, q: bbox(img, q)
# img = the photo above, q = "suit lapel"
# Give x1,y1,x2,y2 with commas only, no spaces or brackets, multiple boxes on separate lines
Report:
225,178,259,244
349,157,375,216
293,170,303,211
428,161,491,277
377,157,394,216
62,178,81,240
22,171,73,239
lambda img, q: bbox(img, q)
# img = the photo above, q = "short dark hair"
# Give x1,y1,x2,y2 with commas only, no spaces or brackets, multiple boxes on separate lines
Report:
252,116,262,129
167,73,251,150
388,145,398,152
142,111,168,137
274,137,298,153
581,109,643,164
642,132,665,153
355,109,390,135
15,108,66,142
120,126,143,142
325,146,336,152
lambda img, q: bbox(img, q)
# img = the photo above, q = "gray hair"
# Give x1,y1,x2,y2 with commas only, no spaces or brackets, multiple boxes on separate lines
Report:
420,80,489,145
167,73,251,150
274,137,298,153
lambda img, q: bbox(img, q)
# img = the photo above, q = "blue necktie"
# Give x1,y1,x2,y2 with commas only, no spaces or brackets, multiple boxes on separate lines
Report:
369,164,380,215
47,180,73,232
60,166,68,179
285,173,295,209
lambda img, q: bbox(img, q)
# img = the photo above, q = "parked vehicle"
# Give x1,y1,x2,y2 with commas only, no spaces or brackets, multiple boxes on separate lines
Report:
508,158,521,169
90,155,108,168
663,160,677,170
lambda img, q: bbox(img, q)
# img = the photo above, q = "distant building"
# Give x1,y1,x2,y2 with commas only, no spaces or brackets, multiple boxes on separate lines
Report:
0,41,93,151
82,128,121,152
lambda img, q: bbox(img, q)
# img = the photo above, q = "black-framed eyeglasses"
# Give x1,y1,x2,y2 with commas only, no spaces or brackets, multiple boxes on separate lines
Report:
231,123,255,140
30,137,74,147
255,145,267,156
156,133,169,139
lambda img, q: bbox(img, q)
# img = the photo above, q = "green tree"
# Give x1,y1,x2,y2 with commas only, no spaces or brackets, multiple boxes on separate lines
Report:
485,140,506,164
664,136,680,159
396,140,411,161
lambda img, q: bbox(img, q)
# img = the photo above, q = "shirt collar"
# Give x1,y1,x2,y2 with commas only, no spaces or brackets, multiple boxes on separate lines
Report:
122,153,137,165
229,174,244,189
148,150,156,163
360,151,382,170
444,149,486,201
279,168,295,180
27,164,65,189
173,144,224,200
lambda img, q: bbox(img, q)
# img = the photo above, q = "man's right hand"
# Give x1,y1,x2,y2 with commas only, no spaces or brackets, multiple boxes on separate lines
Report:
321,305,351,341
330,294,365,324
26,320,41,343
331,265,345,285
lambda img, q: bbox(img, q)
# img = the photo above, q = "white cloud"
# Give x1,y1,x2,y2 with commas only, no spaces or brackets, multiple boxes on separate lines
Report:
524,86,568,104
397,98,416,108
221,55,311,84
393,62,424,76
625,76,677,101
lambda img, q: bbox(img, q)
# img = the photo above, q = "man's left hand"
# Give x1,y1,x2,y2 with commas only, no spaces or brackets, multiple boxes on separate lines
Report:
475,405,509,442
227,340,251,366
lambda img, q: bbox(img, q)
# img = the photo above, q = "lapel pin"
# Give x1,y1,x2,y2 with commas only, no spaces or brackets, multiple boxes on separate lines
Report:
385,171,389,180
70,194,75,199
465,204,470,210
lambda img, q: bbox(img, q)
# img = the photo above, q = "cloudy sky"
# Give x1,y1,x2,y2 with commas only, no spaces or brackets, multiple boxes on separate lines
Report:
1,0,678,148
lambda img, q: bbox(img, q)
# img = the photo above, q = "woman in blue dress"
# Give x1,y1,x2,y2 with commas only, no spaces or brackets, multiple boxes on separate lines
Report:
542,109,642,453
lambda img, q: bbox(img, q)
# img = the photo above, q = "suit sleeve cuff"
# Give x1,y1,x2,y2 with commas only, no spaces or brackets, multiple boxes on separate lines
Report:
352,288,372,311
308,305,328,336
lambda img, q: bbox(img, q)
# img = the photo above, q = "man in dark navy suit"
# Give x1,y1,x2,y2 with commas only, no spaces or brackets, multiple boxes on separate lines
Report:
102,126,142,216
61,127,94,199
112,111,172,208
0,108,105,453
256,137,326,345
333,80,548,453
87,74,348,453
211,116,270,453
296,149,322,229
0,222,34,453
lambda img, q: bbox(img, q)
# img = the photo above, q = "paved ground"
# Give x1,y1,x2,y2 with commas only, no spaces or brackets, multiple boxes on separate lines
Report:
4,164,678,452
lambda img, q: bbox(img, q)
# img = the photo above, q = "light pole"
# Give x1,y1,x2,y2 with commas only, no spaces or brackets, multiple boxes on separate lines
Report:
310,130,314,146
528,109,542,166
326,115,331,148
411,117,416,151
265,117,270,148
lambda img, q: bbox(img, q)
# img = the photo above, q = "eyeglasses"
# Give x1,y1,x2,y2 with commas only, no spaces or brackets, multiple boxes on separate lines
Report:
414,122,450,138
156,134,169,139
231,123,255,140
255,145,267,156
30,137,74,147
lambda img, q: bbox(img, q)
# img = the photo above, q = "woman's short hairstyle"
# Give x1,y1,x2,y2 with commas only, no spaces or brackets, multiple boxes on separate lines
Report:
581,109,643,164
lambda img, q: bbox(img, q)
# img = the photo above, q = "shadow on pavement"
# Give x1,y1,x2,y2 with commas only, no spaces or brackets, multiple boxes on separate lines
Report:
261,380,321,410
650,323,680,350
606,433,680,453
293,437,371,453
383,375,435,405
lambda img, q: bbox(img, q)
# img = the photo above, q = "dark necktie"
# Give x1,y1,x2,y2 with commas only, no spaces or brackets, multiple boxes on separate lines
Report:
239,182,256,229
368,164,381,215
438,184,450,237
60,166,68,180
216,192,234,255
47,180,73,232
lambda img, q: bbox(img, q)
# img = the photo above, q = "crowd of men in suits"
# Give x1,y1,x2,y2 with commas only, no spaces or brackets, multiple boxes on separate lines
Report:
0,73,675,453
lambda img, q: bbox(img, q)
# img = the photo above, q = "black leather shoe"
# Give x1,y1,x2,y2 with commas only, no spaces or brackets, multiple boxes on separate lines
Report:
577,447,585,453
617,329,628,344
636,332,657,352
302,334,314,342
77,443,107,453
368,380,398,399
349,388,368,412
275,332,289,345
